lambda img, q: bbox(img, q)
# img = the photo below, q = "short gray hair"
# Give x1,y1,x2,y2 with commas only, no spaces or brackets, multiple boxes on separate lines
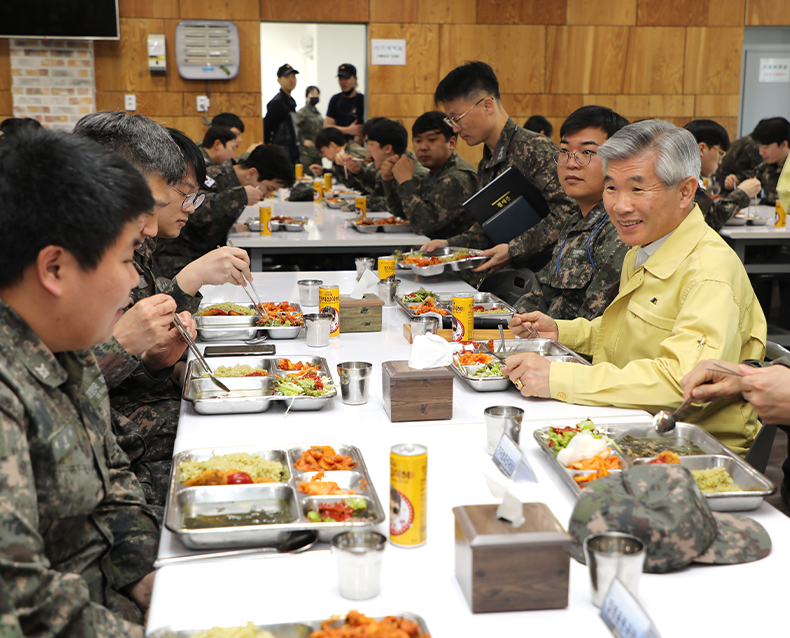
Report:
598,120,701,188
73,111,185,184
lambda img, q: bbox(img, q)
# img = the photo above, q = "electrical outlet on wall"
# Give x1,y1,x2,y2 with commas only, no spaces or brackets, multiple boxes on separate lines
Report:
196,96,210,112
124,95,137,111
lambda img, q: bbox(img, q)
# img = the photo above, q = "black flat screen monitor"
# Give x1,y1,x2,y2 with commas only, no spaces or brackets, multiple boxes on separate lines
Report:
1,2,120,40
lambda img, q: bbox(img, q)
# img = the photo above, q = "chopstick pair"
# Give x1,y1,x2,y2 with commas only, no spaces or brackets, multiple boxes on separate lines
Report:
706,361,744,377
224,240,269,321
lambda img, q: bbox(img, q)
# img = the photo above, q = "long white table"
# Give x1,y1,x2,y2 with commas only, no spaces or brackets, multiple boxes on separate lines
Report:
146,271,790,637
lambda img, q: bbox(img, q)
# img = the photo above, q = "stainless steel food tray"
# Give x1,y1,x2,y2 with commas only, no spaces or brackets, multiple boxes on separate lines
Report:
449,359,511,392
534,419,775,511
484,338,591,365
183,355,336,414
195,302,303,341
396,291,515,329
164,443,385,549
403,246,488,276
351,218,412,233
149,612,430,638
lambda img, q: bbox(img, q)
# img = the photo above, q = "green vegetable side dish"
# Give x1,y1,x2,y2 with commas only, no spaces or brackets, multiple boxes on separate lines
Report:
273,376,333,397
469,361,505,378
541,418,618,455
345,496,367,510
401,287,438,304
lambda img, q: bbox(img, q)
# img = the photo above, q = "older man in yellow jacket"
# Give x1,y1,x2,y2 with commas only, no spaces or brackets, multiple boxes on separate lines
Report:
505,120,766,455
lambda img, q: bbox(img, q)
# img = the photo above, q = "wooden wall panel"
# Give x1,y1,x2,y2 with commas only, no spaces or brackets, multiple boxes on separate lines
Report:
500,94,585,119
614,95,695,118
368,94,436,118
746,0,790,24
118,0,178,18
177,0,260,21
683,27,743,95
370,0,418,24
546,26,629,94
707,0,747,27
368,24,440,95
94,19,168,92
260,0,369,23
439,25,546,94
476,0,566,24
96,92,183,116
418,0,477,25
622,27,685,95
695,94,740,117
565,0,637,25
182,92,261,117
454,138,485,166
0,40,10,120
637,0,710,26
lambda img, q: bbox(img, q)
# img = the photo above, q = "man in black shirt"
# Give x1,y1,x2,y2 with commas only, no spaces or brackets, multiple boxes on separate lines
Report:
326,63,365,142
263,63,299,163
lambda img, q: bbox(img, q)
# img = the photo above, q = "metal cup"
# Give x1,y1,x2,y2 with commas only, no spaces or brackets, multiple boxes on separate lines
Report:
584,532,646,608
355,257,376,280
304,312,332,347
376,278,400,306
410,315,439,337
297,279,323,306
483,405,524,454
337,361,373,405
331,531,387,600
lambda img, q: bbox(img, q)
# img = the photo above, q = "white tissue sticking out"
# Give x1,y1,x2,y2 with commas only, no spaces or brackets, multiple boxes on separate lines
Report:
408,333,462,369
496,488,525,528
350,269,379,300
556,431,609,467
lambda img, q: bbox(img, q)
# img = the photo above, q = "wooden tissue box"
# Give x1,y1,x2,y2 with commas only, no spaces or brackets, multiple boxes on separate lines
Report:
339,294,384,333
453,503,571,613
381,360,453,422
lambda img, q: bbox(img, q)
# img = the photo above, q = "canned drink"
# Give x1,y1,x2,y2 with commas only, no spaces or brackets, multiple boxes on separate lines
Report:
390,443,427,548
324,173,333,191
776,201,786,228
313,180,324,203
355,196,367,218
451,293,474,342
259,206,272,236
377,255,396,280
318,285,340,337
295,163,303,179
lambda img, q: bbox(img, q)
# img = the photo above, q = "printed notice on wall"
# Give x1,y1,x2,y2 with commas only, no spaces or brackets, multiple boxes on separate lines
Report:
759,58,790,83
371,39,406,66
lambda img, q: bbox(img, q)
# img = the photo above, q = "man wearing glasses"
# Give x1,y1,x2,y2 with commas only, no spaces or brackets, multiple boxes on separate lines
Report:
511,106,630,320
422,61,578,275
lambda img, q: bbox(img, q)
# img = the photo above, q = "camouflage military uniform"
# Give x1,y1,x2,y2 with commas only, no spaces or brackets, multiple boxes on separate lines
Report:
380,152,478,239
514,201,627,321
715,135,762,185
747,159,787,205
92,238,201,516
344,151,428,213
0,300,158,637
200,146,212,167
154,160,247,278
445,119,580,265
296,103,324,168
694,182,750,231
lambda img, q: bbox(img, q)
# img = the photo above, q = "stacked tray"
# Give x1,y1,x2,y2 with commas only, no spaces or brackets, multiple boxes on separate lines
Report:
400,246,488,276
534,419,775,511
449,357,511,392
483,337,592,365
195,302,303,342
270,216,308,232
149,613,429,638
165,443,385,549
351,217,412,233
396,292,516,329
183,355,336,414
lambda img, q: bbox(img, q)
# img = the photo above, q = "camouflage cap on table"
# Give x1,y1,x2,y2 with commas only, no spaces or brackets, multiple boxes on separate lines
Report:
568,464,771,573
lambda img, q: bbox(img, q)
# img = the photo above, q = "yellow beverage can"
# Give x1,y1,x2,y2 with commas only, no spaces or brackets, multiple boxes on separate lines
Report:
324,173,333,191
318,285,340,337
313,180,323,203
378,255,396,280
451,293,474,342
776,201,786,228
259,206,272,236
295,163,303,179
390,443,427,548
355,196,367,218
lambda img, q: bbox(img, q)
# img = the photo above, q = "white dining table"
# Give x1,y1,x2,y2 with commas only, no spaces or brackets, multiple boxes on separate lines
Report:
146,270,790,637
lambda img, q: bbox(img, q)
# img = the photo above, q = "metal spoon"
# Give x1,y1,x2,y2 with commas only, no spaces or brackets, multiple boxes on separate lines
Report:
172,313,231,393
153,530,319,568
653,396,694,434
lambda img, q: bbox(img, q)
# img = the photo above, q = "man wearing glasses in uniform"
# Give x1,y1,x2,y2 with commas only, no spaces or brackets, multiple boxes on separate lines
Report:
422,61,578,275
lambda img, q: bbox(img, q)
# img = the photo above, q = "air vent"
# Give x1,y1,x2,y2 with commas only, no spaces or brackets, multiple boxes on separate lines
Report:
175,20,239,80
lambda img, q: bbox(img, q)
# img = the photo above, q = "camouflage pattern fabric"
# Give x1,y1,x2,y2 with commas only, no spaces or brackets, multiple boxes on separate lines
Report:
200,146,212,166
747,159,786,205
331,140,369,186
154,160,247,278
514,201,628,320
0,576,23,638
344,151,427,214
0,300,157,636
296,103,324,168
568,464,771,573
694,183,750,231
716,135,762,185
381,152,478,239
445,119,580,265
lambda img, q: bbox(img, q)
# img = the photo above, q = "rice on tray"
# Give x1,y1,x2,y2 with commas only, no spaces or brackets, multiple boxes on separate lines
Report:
692,466,740,493
197,302,256,316
186,622,275,638
213,364,268,377
179,452,290,484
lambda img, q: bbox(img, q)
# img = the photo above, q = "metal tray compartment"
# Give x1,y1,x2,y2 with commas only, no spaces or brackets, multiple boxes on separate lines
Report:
149,612,430,638
165,443,385,549
401,246,487,274
272,356,337,411
396,292,515,329
534,420,775,510
380,219,412,233
195,302,264,342
484,337,583,359
258,303,304,340
449,360,511,392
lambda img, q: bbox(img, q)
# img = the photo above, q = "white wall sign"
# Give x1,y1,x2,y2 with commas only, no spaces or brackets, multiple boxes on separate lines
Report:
759,58,790,83
371,39,406,66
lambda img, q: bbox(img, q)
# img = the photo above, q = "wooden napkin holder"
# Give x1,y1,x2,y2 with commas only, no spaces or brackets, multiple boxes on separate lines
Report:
339,294,384,333
381,360,453,422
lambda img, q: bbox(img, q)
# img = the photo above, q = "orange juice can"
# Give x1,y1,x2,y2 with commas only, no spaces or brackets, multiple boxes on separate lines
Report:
318,284,340,337
355,196,367,218
377,255,396,280
776,201,786,228
324,173,333,191
295,163,303,179
390,443,427,548
313,180,323,203
451,293,474,342
259,206,272,236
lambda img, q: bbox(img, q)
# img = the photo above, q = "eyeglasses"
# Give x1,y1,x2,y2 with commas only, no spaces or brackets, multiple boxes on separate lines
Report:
171,186,205,211
443,97,487,129
554,149,597,167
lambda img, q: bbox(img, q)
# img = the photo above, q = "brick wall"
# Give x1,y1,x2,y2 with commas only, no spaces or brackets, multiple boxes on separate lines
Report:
10,40,96,130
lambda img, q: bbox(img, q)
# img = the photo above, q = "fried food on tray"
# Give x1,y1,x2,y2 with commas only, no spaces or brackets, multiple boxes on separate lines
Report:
278,359,321,376
184,468,276,487
294,446,358,472
309,611,429,638
258,301,299,313
298,471,355,496
409,300,449,316
457,351,493,366
648,450,681,465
